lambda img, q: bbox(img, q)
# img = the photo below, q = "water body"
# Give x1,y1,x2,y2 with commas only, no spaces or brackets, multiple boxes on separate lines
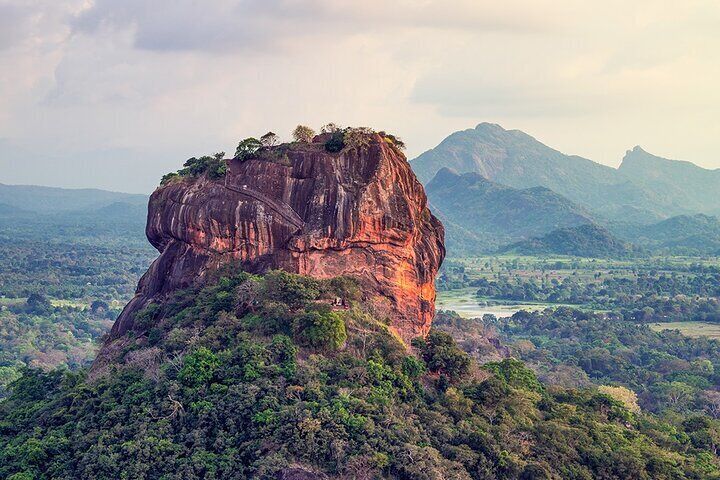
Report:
436,288,550,319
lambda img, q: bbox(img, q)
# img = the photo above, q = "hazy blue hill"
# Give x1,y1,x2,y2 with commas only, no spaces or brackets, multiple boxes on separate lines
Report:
0,186,149,244
611,214,720,254
93,201,148,221
0,202,27,215
412,123,615,185
502,223,633,258
426,168,594,254
618,146,720,215
0,183,147,214
663,234,720,254
411,123,712,222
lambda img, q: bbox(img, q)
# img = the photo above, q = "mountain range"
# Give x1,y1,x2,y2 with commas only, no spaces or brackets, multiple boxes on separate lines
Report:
0,183,147,214
412,123,720,223
0,184,149,243
610,214,720,255
426,168,594,253
619,147,720,218
2,123,718,259
413,123,720,257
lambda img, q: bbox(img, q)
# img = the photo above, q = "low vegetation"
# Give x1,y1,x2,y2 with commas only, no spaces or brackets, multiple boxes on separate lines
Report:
292,124,316,143
161,152,228,184
234,138,262,161
324,126,405,154
0,294,116,396
489,307,720,413
159,125,407,185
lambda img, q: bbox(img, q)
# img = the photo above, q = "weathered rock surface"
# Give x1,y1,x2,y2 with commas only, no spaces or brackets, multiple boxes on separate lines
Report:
103,133,444,352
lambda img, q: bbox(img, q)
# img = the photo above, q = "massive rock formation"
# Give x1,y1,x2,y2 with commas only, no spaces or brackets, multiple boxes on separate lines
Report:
104,132,444,353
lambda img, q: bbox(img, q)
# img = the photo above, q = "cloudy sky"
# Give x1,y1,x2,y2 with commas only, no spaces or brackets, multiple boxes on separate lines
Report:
1,0,718,193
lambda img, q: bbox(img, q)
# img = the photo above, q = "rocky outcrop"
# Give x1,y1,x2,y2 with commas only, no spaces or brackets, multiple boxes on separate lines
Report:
103,133,444,352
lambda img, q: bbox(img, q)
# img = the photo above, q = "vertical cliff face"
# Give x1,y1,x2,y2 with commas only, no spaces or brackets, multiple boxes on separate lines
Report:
104,133,444,351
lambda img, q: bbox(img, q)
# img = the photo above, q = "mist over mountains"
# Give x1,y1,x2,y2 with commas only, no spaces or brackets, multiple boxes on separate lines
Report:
0,183,147,214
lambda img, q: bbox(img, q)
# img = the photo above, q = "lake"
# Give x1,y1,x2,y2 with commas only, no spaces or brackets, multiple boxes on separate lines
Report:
436,288,551,319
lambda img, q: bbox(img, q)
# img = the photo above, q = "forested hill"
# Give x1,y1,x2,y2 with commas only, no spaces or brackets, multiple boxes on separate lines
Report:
1,270,718,479
501,223,633,258
426,167,593,254
3,131,719,479
610,214,720,255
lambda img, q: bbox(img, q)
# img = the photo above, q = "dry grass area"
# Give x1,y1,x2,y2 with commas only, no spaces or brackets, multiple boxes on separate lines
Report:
650,321,720,339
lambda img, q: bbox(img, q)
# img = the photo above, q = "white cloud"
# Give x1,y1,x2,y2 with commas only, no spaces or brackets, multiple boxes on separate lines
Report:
71,0,559,53
0,0,718,193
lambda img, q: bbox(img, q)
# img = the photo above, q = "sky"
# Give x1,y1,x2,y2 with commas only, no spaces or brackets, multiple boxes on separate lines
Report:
0,0,719,193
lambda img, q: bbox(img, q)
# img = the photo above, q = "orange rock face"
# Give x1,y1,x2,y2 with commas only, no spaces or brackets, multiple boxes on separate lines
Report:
107,134,445,345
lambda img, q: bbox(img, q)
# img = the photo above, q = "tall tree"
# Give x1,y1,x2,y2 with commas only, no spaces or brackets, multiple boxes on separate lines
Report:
292,125,315,143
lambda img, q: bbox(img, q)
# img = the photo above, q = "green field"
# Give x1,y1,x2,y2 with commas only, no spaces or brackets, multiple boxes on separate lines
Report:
0,297,89,309
50,299,89,309
0,298,24,306
650,321,720,339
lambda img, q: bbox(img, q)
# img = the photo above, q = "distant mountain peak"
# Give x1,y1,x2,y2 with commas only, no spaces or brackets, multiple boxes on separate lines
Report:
412,123,720,222
433,166,460,178
621,146,718,172
475,122,505,131
621,145,660,163
473,122,536,141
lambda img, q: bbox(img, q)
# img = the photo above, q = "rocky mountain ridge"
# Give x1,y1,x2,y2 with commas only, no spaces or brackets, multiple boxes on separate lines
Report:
618,146,720,215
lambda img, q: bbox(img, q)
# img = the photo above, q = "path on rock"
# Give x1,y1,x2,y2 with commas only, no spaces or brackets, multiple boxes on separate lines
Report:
223,180,305,230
